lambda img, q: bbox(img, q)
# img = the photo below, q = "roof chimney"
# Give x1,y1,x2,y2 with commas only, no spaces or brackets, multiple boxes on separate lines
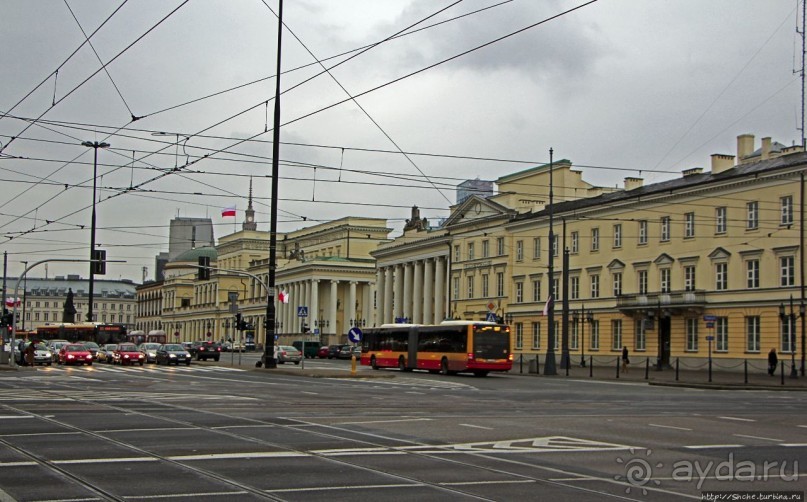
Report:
624,177,644,191
710,154,735,174
761,137,772,160
682,167,703,177
737,134,754,160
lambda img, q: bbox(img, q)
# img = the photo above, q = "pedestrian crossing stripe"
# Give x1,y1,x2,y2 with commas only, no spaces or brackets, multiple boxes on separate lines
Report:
0,388,257,402
28,365,246,374
334,376,475,390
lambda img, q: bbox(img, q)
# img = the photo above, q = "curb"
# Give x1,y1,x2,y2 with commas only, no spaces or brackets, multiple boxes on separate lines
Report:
649,381,807,391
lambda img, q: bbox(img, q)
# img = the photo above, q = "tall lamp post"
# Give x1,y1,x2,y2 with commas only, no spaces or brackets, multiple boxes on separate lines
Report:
544,148,557,375
779,296,802,379
21,261,27,331
81,140,110,323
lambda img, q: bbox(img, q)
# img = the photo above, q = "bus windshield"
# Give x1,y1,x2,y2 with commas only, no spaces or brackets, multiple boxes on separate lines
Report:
473,327,510,360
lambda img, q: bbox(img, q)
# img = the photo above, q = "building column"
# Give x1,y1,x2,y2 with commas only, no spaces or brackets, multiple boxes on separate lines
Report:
310,279,319,335
348,281,357,328
376,268,386,325
393,265,403,321
365,281,375,327
330,280,338,336
384,267,394,325
403,262,413,322
434,256,446,323
413,260,423,324
423,258,434,324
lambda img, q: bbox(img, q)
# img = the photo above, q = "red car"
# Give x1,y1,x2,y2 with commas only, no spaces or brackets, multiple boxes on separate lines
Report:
113,343,145,366
58,344,94,366
317,345,330,359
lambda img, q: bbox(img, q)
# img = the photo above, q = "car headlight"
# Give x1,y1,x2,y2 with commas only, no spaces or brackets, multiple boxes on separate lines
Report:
124,355,130,359
169,354,176,358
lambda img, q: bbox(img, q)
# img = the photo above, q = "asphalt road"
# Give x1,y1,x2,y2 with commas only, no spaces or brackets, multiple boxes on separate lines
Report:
0,358,804,501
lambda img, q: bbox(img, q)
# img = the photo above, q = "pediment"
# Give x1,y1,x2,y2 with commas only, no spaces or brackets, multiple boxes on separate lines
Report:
654,253,674,265
708,247,731,260
443,195,510,227
607,259,625,270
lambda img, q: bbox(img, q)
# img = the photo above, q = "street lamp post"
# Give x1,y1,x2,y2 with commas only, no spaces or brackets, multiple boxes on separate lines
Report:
779,296,801,379
544,148,557,375
580,304,586,367
21,261,27,331
81,140,110,323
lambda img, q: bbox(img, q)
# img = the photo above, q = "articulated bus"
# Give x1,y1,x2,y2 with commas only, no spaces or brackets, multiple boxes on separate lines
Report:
360,321,512,377
35,323,128,345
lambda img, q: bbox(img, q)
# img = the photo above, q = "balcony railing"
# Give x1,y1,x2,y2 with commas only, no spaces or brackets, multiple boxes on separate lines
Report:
616,290,706,313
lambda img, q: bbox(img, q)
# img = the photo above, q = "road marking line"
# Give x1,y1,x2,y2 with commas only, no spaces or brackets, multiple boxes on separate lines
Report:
0,415,33,419
781,443,807,447
300,391,318,395
440,480,535,486
335,418,433,425
683,445,744,449
798,425,807,429
459,424,494,430
125,491,249,499
733,434,782,442
719,416,755,422
267,483,423,494
648,423,692,431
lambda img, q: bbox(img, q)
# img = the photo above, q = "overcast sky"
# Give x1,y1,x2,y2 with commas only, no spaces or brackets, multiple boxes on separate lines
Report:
0,0,803,283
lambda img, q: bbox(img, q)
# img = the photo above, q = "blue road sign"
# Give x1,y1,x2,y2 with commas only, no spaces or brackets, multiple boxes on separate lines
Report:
297,306,309,317
348,327,363,344
706,335,714,341
485,312,497,322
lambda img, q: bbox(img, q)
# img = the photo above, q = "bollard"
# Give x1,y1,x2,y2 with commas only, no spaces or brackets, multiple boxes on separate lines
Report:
615,357,620,379
519,354,523,374
675,358,679,381
565,358,569,376
350,354,357,375
645,357,649,380
744,359,748,384
589,356,593,377
708,358,712,383
781,361,785,385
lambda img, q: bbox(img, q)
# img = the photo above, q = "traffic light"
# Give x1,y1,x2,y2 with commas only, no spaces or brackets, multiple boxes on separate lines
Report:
92,249,106,275
198,256,210,280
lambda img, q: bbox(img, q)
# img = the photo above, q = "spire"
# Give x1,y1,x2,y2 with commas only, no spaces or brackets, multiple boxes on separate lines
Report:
243,177,257,231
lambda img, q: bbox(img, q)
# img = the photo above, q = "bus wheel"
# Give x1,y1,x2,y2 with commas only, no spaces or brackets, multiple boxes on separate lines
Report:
370,356,379,370
440,358,450,375
473,371,489,377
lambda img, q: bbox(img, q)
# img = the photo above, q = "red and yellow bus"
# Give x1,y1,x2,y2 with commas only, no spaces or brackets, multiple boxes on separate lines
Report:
35,323,128,345
360,321,512,377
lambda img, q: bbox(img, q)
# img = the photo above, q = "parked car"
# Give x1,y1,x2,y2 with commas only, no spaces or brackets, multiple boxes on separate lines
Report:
190,341,221,361
316,345,330,359
352,345,362,358
326,344,345,359
14,341,52,366
58,344,94,366
275,345,302,364
113,343,145,366
155,344,191,366
292,340,320,359
96,344,117,363
337,344,356,359
138,343,162,363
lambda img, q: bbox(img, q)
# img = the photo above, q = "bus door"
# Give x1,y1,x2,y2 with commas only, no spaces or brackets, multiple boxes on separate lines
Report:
407,327,418,370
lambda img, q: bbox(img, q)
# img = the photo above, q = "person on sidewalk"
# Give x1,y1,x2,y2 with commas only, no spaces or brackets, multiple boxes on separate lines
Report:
621,346,630,373
768,348,778,376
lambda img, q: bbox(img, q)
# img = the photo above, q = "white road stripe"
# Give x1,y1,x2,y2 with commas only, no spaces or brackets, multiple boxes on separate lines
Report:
0,415,33,419
335,418,433,425
683,444,744,449
459,424,494,430
718,416,755,422
782,443,807,447
648,423,692,431
733,434,782,442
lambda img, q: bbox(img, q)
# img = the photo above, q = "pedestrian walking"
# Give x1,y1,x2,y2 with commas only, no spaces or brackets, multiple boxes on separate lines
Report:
768,348,778,376
24,342,35,366
621,346,630,373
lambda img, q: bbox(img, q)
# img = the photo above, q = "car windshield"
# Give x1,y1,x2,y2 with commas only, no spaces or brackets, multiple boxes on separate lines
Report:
118,344,137,351
85,342,99,349
164,344,183,350
144,344,161,350
34,343,48,350
104,344,117,350
66,345,85,352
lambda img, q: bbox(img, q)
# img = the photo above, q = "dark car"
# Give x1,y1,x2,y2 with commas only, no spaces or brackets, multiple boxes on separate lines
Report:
190,341,221,361
83,341,100,359
138,342,162,363
155,344,191,366
327,344,345,359
96,344,117,363
337,344,356,359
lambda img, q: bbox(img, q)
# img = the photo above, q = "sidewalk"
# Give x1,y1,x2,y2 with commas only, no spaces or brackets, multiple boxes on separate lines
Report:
507,356,807,390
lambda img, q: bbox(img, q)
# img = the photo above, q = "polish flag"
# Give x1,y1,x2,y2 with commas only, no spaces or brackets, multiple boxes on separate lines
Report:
541,295,553,316
221,206,236,217
278,289,290,304
5,297,21,308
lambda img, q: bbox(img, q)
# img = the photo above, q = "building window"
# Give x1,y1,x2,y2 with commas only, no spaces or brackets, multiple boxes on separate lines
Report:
660,268,671,293
515,282,524,303
686,318,698,351
780,256,795,286
782,316,796,353
613,272,622,296
591,228,599,251
746,316,760,353
454,245,461,261
684,265,696,291
660,216,670,242
746,260,759,289
532,280,541,302
613,224,622,248
611,319,622,350
533,237,541,259
481,275,489,297
716,317,728,352
467,276,474,299
497,237,505,256
468,242,475,260
571,232,579,254
515,323,523,349
531,322,540,349
715,262,728,291
635,319,646,350
453,277,460,300
570,276,580,300
571,321,579,350
590,321,599,350
685,212,695,238
781,195,794,225
746,201,758,230
590,274,600,298
553,237,558,257
496,272,504,297
44,312,49,322
516,240,524,261
638,220,648,245
553,278,560,299
638,270,648,295
482,240,489,258
715,207,727,234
